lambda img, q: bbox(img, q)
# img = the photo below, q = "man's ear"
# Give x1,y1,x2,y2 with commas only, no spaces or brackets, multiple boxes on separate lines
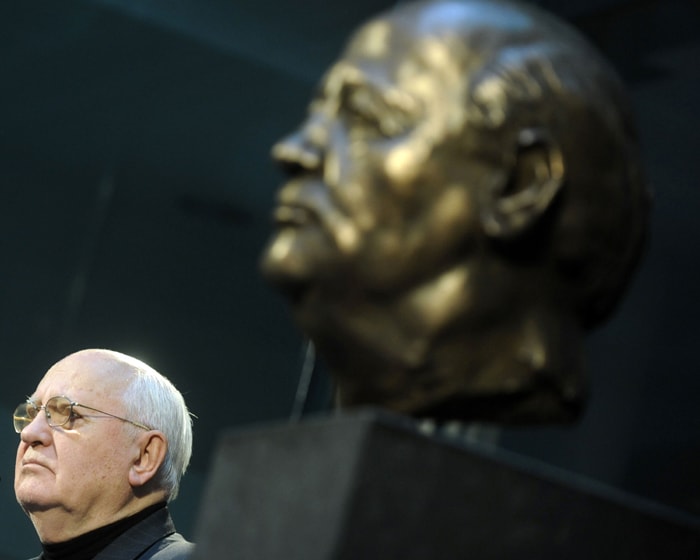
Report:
128,431,168,488
481,128,565,239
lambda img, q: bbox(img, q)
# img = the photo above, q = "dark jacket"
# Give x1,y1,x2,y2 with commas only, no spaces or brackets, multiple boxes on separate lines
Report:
31,506,194,560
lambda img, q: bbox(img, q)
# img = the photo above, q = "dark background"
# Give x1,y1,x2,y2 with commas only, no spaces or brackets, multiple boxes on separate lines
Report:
0,0,698,557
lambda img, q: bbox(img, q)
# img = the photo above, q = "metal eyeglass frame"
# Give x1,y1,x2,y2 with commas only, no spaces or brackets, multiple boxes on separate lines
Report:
13,395,152,433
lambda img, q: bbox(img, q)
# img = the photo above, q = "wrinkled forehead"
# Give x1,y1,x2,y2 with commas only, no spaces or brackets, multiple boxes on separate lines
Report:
321,19,463,109
345,0,535,57
340,16,457,80
330,1,538,97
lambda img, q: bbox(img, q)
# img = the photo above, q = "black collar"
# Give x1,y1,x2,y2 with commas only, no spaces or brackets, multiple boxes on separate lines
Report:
40,502,167,560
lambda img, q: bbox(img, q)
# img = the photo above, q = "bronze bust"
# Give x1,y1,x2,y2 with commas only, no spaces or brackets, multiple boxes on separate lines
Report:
260,0,650,423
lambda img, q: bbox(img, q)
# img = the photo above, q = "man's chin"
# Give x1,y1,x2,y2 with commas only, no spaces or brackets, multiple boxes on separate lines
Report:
16,488,56,515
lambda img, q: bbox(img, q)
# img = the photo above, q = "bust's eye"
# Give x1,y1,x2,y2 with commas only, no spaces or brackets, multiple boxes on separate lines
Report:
341,86,415,138
341,88,384,135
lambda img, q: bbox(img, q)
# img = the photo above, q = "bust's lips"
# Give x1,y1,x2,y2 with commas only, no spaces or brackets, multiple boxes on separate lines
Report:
272,204,317,227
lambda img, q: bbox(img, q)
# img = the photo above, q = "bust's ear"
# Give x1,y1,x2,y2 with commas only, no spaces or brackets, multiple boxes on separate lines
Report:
480,128,564,239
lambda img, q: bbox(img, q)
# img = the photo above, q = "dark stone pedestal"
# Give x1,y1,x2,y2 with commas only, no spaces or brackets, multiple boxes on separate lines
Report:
192,409,699,559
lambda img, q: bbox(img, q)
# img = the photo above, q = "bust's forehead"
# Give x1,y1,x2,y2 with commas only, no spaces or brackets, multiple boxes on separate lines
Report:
389,0,534,33
339,0,544,83
348,0,537,50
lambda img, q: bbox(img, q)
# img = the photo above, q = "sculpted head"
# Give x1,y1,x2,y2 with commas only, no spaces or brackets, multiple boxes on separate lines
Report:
260,0,649,423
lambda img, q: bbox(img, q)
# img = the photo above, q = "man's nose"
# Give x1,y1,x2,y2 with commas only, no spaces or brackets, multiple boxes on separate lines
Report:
19,410,52,446
271,115,329,175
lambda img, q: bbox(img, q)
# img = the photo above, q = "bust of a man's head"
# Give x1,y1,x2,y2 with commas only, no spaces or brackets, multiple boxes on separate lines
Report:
260,0,649,423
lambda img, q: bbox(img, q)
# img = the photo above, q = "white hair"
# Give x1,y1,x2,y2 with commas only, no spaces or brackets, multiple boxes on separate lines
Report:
116,353,194,502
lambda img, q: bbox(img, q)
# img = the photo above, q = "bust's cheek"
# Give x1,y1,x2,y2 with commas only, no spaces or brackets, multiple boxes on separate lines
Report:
383,141,429,189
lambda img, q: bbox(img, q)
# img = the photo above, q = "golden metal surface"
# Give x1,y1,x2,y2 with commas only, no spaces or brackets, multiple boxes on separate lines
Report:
260,0,650,423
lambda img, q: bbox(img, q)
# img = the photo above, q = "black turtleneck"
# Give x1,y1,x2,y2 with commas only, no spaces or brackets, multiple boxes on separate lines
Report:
39,502,167,560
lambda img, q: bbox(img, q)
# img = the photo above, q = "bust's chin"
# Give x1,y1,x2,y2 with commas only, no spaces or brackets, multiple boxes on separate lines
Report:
259,242,315,304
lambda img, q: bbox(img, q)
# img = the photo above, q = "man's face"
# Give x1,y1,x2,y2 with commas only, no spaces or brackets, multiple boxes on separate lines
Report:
261,17,491,296
14,353,140,529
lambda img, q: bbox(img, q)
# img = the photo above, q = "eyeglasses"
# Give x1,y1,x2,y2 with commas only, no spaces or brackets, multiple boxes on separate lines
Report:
13,395,152,433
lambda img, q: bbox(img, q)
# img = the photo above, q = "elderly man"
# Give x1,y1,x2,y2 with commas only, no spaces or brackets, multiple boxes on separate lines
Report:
260,0,649,423
13,348,194,560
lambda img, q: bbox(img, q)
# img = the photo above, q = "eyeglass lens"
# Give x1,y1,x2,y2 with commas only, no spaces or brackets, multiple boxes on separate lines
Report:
13,396,74,433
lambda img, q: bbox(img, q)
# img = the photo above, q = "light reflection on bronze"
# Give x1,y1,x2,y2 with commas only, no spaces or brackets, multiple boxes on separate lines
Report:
260,0,650,424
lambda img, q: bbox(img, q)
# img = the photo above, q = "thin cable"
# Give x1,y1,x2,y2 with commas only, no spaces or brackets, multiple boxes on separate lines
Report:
289,339,316,422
